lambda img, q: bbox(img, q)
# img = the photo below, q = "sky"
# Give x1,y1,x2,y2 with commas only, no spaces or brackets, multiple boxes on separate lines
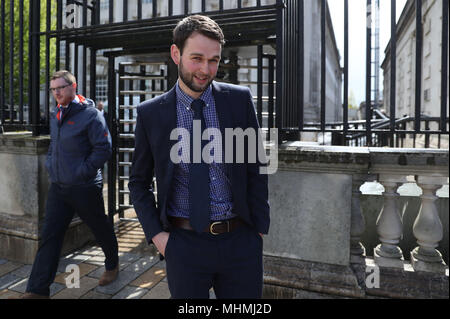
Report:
327,0,408,105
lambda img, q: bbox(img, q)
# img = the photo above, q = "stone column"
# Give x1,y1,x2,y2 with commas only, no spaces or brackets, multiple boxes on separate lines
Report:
410,175,448,274
350,174,367,264
373,174,406,269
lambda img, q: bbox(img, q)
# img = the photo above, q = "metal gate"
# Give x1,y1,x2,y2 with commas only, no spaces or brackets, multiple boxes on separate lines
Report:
108,60,168,222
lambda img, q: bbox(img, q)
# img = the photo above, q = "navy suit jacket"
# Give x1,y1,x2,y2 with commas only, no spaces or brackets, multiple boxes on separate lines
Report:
128,81,270,243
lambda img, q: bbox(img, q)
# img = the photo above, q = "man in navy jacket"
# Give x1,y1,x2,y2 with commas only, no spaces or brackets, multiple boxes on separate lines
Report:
21,70,119,299
129,15,270,298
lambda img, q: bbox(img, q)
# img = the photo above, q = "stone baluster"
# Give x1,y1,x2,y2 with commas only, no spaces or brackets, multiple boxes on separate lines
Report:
411,175,448,274
373,174,406,269
350,174,367,265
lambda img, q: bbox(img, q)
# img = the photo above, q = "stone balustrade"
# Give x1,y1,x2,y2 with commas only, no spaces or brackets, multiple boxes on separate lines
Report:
264,143,448,298
359,148,449,275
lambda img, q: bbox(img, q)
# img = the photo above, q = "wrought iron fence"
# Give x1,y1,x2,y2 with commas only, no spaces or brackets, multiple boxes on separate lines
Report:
0,0,448,148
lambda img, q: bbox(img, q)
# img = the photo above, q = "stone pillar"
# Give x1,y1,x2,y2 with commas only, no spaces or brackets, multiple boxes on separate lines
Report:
374,174,406,269
411,175,448,274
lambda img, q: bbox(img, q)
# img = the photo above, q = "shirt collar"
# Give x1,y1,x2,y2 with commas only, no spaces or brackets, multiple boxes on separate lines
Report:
176,81,212,111
58,95,79,109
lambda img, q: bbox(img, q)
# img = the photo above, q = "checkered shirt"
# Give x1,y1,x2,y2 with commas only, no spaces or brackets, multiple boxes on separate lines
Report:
166,82,235,221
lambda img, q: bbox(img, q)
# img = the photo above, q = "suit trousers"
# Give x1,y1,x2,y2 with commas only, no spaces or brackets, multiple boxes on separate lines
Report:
164,223,263,299
26,183,118,296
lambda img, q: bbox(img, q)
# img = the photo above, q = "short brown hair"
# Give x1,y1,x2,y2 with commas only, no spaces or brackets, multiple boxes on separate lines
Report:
173,15,225,55
51,70,76,85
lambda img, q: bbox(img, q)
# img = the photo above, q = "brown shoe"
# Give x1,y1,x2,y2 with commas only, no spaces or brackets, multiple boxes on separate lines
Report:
98,266,119,286
9,292,50,299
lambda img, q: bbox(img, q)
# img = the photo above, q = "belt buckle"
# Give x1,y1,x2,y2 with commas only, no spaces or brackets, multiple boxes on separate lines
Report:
209,221,229,235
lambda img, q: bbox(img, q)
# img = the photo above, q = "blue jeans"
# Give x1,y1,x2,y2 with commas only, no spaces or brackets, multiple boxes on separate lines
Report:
26,183,118,296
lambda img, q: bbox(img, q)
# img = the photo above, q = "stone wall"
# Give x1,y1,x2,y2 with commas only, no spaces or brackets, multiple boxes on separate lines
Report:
0,134,95,264
262,142,449,299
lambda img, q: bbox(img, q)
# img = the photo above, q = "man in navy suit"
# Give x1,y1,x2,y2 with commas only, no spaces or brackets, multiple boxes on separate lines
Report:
129,15,269,299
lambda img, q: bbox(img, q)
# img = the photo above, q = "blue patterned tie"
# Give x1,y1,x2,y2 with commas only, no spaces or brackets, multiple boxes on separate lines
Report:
189,99,210,233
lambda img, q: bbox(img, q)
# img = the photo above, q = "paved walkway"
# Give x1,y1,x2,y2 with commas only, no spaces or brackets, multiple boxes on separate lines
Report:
0,221,172,299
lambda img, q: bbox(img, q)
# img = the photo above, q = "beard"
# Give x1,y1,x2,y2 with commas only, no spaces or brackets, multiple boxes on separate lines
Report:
178,60,214,93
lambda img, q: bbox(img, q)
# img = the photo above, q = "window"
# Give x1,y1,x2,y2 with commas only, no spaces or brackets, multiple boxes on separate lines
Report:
424,88,431,102
425,65,432,79
96,76,108,103
425,17,431,35
100,0,109,10
59,43,66,68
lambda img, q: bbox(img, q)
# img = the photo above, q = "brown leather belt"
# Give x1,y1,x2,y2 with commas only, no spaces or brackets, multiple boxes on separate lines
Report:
169,216,244,235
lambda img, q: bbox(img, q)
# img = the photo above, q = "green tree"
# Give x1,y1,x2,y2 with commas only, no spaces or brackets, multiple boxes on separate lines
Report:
348,89,357,109
1,0,57,106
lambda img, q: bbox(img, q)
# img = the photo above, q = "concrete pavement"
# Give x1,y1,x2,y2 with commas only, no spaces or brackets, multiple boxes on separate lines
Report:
0,221,171,299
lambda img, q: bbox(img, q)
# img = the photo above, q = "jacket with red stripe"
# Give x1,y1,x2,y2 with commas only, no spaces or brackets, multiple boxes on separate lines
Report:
45,96,112,187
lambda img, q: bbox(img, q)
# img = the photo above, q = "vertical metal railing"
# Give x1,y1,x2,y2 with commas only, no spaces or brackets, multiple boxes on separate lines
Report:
268,55,275,130
389,0,397,147
8,0,13,126
107,55,117,223
275,0,283,136
441,0,449,134
108,0,113,23
82,0,88,96
365,0,372,146
137,0,142,20
90,1,97,103
0,0,5,129
415,0,423,132
56,1,61,72
44,0,51,129
18,0,24,124
257,44,263,126
343,0,349,144
278,0,303,140
30,0,40,136
298,0,304,132
320,0,326,132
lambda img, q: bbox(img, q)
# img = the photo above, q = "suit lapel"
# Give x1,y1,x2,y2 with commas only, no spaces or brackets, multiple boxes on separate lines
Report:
157,86,177,144
212,81,234,182
157,86,177,214
212,81,233,139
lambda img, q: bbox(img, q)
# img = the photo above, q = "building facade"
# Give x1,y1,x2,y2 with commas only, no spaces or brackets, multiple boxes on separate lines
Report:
381,0,449,148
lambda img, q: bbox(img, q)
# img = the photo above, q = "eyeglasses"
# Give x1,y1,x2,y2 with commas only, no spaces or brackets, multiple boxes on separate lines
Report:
49,84,70,92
